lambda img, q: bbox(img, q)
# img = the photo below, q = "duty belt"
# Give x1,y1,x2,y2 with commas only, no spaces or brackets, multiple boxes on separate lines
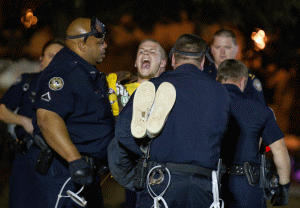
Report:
227,165,246,175
147,161,213,178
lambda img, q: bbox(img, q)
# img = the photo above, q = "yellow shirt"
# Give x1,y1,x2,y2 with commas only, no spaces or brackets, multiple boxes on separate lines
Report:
107,73,140,116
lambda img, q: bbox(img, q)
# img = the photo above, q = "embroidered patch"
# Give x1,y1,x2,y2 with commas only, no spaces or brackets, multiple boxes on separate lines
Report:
253,79,262,91
121,95,130,106
41,92,51,102
49,77,64,91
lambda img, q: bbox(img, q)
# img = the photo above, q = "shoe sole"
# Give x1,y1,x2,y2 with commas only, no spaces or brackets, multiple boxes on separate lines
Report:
147,82,176,137
131,81,156,139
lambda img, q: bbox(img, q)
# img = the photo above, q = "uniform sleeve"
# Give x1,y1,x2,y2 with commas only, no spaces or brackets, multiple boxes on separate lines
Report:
262,107,284,146
108,137,138,191
244,73,266,106
0,74,27,111
35,75,74,118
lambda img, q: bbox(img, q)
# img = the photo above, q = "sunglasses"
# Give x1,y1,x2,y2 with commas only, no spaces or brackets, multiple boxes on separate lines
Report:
66,17,106,42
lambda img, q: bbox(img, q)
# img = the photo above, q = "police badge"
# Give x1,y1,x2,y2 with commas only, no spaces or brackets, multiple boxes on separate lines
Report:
49,77,64,91
253,79,262,91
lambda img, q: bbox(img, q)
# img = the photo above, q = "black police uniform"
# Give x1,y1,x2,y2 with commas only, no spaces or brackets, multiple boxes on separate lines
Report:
0,72,41,208
28,47,115,208
220,84,284,208
111,64,230,208
204,63,266,105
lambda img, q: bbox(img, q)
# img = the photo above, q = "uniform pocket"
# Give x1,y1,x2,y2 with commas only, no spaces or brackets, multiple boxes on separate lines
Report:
50,158,69,178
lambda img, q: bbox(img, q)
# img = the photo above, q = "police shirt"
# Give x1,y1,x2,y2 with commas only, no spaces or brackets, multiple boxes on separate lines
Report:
117,64,230,170
221,84,284,165
204,63,266,105
0,72,41,137
32,47,115,160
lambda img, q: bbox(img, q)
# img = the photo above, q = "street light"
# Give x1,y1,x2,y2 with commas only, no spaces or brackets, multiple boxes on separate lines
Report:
251,29,267,50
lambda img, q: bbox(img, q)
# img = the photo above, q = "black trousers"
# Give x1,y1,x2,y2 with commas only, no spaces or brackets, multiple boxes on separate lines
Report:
221,174,267,208
136,171,213,208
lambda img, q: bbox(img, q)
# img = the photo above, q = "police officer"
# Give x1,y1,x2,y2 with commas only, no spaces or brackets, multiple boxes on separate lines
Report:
204,28,266,105
217,59,291,207
0,39,65,208
29,17,115,208
109,34,230,208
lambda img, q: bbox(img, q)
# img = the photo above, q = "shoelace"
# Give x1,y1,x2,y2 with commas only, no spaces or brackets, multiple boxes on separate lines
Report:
55,177,87,208
146,165,171,208
210,171,224,208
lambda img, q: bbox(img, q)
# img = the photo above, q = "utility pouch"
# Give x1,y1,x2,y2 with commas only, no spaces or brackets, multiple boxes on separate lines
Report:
133,155,148,190
244,162,260,186
82,155,110,178
264,171,280,200
35,148,54,175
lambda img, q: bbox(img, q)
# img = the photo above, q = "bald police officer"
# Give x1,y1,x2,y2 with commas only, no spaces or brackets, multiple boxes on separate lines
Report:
30,17,115,208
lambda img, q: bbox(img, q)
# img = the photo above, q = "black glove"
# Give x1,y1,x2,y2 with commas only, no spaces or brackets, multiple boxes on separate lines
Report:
271,182,290,206
69,157,93,186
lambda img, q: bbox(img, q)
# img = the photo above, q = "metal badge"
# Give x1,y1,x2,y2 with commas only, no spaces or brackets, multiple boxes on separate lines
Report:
48,77,64,91
253,78,262,91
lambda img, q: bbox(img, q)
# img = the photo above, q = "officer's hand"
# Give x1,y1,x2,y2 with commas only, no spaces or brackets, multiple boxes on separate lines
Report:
21,116,33,134
271,182,290,206
69,157,93,186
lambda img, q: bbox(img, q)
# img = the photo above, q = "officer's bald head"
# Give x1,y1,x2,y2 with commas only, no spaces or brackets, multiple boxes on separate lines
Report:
66,18,91,46
65,17,107,66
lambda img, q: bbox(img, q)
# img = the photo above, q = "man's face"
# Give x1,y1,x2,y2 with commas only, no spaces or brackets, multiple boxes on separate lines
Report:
39,43,64,71
211,36,238,68
85,36,107,66
135,41,163,80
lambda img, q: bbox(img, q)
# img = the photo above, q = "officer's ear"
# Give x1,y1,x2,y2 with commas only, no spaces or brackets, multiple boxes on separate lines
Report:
233,45,239,58
171,54,176,69
240,76,247,92
78,42,86,52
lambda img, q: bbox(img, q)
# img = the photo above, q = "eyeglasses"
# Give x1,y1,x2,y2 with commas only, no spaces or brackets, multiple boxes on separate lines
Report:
66,16,106,42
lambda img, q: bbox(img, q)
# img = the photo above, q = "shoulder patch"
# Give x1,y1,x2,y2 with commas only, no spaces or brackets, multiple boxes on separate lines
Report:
253,78,262,91
49,77,64,91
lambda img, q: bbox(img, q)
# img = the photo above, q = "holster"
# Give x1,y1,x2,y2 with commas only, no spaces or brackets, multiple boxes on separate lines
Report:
9,135,33,155
33,135,54,175
244,162,260,186
35,148,54,175
82,155,110,178
133,155,149,191
260,154,279,200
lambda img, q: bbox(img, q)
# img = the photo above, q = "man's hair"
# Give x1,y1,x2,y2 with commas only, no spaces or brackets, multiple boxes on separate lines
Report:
173,34,207,63
213,29,237,46
139,39,167,61
217,59,248,83
42,38,65,56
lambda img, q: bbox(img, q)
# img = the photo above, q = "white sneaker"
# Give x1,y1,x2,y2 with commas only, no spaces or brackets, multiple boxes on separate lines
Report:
131,81,156,139
147,82,176,138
